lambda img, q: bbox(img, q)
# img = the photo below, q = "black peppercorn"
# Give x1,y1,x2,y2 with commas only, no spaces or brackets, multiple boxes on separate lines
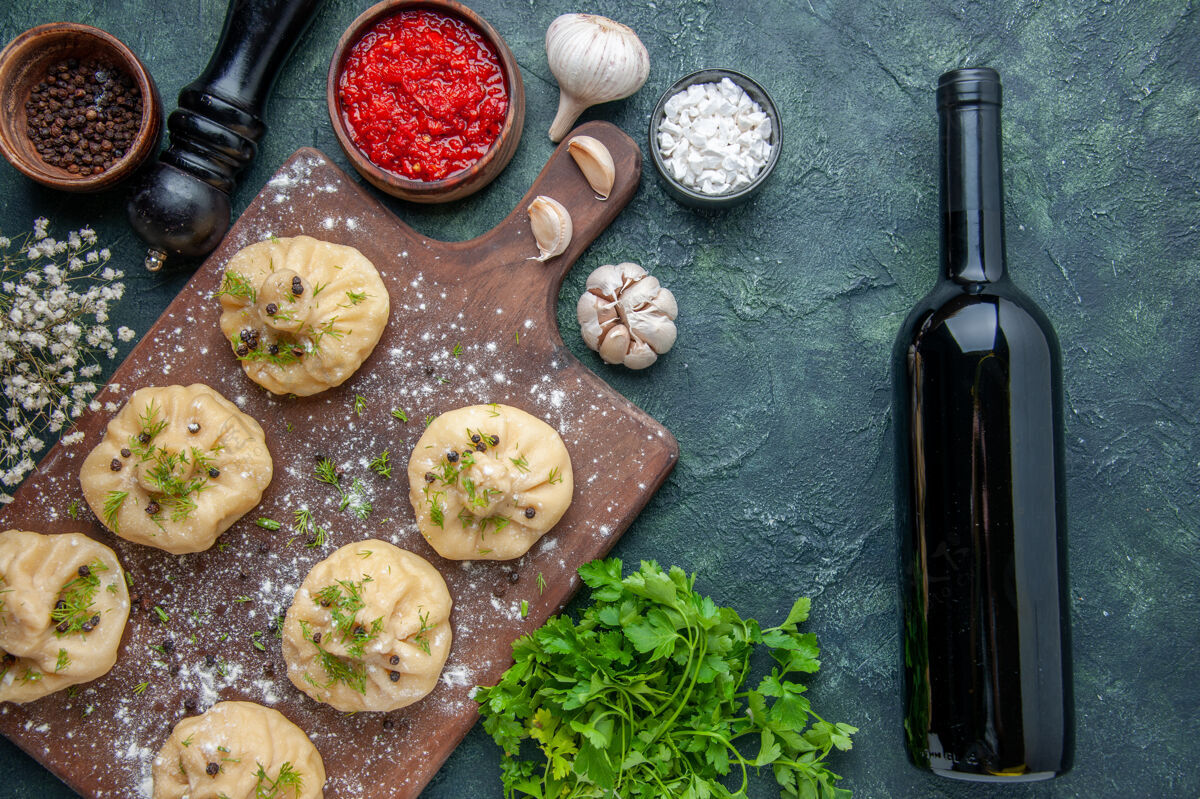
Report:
508,571,520,584
110,458,122,471
137,431,150,444
265,302,278,316
162,638,175,653
55,599,67,611
470,434,481,444
184,697,198,712
291,276,303,295
291,347,304,358
312,632,322,644
382,718,394,730
524,507,536,519
268,343,279,355
240,328,259,348
424,472,436,483
187,422,200,434
208,467,220,478
353,625,365,638
389,654,400,665
389,670,401,682
475,443,487,452
489,435,499,446
56,621,70,633
78,564,91,577
446,451,459,463
206,762,220,776
204,653,217,668
145,500,161,515
24,57,142,176
235,343,249,357
120,447,131,458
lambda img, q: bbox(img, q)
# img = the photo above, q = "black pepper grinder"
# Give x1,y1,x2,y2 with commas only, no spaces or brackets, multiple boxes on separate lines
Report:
127,0,325,271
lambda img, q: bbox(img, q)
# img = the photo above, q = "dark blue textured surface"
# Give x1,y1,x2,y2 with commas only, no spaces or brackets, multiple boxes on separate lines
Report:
1,1,1198,797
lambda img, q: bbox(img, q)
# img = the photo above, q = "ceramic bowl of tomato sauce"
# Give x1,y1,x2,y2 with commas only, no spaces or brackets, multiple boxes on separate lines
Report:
328,0,525,203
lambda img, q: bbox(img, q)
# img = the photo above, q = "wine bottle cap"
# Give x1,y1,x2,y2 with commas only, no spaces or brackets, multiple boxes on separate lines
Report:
937,67,1002,108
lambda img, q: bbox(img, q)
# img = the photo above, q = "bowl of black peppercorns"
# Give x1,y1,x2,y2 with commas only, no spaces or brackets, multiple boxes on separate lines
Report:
0,22,161,192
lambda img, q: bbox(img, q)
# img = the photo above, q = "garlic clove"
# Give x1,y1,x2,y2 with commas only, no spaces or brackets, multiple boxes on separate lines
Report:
598,324,631,365
545,14,650,142
567,135,616,200
654,286,679,321
623,340,659,370
626,309,678,355
576,293,617,350
527,196,573,262
618,274,663,312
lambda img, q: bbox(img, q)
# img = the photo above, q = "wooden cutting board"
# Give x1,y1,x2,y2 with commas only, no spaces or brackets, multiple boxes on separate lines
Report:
0,121,678,798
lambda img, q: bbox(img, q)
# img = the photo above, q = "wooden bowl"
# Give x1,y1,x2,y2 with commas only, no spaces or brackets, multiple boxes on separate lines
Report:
0,22,161,193
327,0,525,203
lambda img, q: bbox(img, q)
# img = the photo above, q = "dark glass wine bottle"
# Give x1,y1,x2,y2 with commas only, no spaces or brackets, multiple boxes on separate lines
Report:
893,67,1074,782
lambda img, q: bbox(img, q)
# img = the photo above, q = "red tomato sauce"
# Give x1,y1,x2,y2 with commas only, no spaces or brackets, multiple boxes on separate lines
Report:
338,9,509,182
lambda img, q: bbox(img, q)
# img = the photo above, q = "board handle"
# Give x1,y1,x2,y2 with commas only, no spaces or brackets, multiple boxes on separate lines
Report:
468,121,642,303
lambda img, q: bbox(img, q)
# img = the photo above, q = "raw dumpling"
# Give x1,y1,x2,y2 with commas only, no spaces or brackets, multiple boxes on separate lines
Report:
407,404,574,560
152,700,325,799
282,540,452,713
0,530,130,703
217,235,390,396
79,384,273,554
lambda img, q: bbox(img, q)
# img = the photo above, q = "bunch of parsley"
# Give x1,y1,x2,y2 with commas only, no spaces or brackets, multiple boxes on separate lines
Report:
476,559,856,799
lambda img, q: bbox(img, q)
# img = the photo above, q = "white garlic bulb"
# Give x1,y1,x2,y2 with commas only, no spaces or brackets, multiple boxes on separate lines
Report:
577,262,677,370
545,14,650,142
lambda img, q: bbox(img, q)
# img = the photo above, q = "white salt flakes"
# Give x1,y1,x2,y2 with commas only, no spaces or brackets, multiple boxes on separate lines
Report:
657,77,773,195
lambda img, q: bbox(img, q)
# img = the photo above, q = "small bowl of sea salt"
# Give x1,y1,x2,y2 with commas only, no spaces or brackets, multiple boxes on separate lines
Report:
649,68,781,209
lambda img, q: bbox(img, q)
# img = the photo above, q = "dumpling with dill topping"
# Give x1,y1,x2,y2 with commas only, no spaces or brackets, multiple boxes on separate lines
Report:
0,530,130,704
152,700,325,799
217,234,390,396
282,540,452,713
407,403,574,560
79,384,273,554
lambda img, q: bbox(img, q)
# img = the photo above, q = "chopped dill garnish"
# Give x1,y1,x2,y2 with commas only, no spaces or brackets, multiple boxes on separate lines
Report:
314,457,340,486
368,450,391,479
536,572,547,595
344,290,368,306
412,609,435,656
250,631,266,652
256,518,281,531
509,454,530,473
520,599,529,619
133,680,149,695
311,280,328,298
51,559,108,636
217,270,256,305
548,466,563,485
452,342,463,358
352,394,366,416
487,403,501,417
66,499,81,520
424,414,436,427
54,648,70,673
152,605,169,623
254,761,304,799
390,408,408,423
102,490,127,533
234,595,252,603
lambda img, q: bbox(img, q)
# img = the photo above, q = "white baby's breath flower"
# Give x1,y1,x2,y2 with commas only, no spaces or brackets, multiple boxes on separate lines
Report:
0,219,133,502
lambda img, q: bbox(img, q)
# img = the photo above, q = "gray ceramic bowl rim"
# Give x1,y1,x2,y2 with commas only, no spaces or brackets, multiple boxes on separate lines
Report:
648,68,782,207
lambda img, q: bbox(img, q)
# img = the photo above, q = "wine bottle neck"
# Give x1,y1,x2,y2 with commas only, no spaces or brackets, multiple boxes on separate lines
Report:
939,87,1007,284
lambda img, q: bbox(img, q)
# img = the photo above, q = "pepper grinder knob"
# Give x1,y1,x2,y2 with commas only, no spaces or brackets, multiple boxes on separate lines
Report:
128,0,325,270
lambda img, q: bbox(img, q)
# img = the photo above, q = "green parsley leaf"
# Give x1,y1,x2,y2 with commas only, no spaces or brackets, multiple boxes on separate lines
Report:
475,559,856,799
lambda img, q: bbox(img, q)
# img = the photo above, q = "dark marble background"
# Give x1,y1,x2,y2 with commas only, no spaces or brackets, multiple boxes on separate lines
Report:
1,1,1197,797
